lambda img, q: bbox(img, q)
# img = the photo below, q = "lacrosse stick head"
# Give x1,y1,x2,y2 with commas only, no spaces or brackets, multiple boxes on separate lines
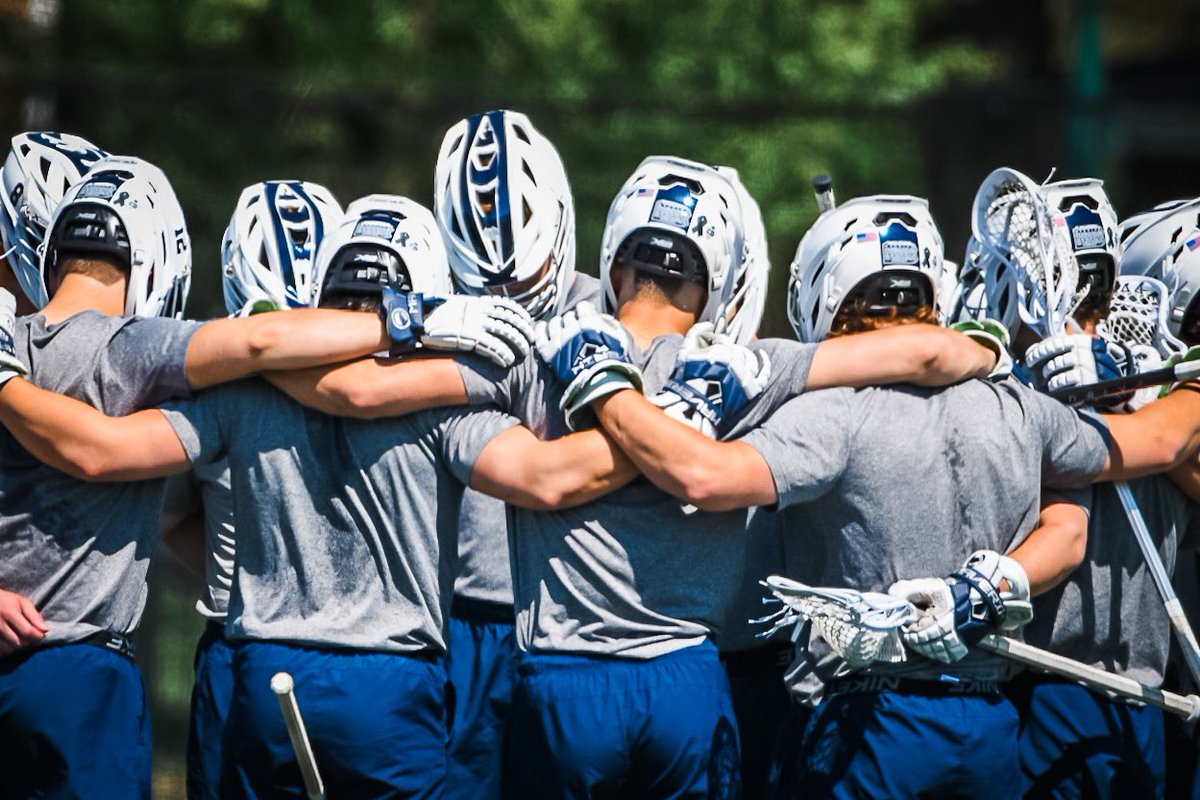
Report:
971,168,1080,337
1099,275,1186,360
764,576,915,668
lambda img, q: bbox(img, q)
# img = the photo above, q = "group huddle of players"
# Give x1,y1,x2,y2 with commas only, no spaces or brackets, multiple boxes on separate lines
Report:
0,110,1199,799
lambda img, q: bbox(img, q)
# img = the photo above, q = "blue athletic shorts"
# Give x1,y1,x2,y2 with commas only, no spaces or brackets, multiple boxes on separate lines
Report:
220,640,448,799
505,640,741,800
0,643,151,799
187,620,234,800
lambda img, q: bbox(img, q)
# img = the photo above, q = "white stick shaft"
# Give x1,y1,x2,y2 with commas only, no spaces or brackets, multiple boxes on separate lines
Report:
1114,481,1200,688
979,635,1200,722
271,673,326,800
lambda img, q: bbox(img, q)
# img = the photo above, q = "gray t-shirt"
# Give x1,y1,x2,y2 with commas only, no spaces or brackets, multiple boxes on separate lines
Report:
458,330,816,659
162,379,517,654
0,311,199,643
713,506,787,653
739,377,1111,686
1026,477,1199,689
453,273,602,608
162,463,237,621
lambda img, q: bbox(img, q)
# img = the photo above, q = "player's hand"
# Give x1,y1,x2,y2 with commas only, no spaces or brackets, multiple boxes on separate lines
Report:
889,550,1030,664
383,288,534,368
0,589,47,655
1025,333,1133,406
534,302,643,430
951,318,1012,380
650,322,772,439
0,289,28,389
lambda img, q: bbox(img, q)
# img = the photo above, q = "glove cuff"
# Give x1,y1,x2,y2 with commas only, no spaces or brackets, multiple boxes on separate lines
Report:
562,364,644,431
383,287,428,355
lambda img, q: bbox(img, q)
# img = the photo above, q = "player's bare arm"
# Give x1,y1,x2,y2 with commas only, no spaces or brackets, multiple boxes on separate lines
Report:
471,426,639,510
0,378,188,481
1098,385,1200,480
265,354,468,419
1006,493,1090,596
184,308,391,389
806,323,997,390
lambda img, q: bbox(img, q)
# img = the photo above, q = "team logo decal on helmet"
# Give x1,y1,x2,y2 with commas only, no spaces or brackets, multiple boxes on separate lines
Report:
0,131,109,308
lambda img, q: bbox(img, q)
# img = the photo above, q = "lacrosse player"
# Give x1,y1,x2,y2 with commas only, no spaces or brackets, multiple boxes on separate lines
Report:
170,179,343,800
433,109,601,799
0,194,644,798
576,192,1200,799
0,154,529,797
1016,193,1200,798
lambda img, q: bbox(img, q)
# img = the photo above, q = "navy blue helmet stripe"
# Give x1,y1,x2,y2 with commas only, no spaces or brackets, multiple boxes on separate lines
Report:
459,113,490,260
488,109,516,271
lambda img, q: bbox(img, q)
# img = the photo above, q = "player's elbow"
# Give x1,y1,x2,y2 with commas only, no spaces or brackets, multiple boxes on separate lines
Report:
676,464,739,512
317,381,388,420
62,448,117,482
244,315,286,361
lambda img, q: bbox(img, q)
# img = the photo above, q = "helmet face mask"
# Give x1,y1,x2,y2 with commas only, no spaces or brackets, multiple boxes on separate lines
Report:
435,110,575,320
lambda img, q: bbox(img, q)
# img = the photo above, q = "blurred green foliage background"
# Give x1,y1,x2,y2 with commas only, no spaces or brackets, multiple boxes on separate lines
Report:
0,0,1197,794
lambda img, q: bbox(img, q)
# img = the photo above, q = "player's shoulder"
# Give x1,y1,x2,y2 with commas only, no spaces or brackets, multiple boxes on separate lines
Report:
563,272,602,310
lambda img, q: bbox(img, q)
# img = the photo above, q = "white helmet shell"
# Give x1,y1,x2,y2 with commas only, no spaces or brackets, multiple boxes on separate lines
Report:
1117,198,1200,342
222,180,342,315
43,155,191,318
788,195,943,343
1042,177,1121,304
600,155,744,326
434,110,575,320
312,194,452,306
715,165,770,344
1,132,109,308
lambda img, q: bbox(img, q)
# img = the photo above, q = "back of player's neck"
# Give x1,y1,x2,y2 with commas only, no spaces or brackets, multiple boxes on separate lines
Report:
617,298,694,349
40,274,125,324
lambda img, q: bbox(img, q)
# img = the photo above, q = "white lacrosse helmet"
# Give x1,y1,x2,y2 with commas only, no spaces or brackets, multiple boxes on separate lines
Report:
714,165,770,344
222,181,342,315
43,155,191,318
600,155,744,326
1042,178,1120,308
1117,198,1200,344
0,132,109,308
787,195,943,343
312,194,452,305
434,110,575,320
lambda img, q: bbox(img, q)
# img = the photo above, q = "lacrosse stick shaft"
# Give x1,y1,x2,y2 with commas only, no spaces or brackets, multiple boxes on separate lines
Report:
979,634,1200,722
1050,360,1200,405
271,672,326,800
1113,482,1200,689
812,175,835,213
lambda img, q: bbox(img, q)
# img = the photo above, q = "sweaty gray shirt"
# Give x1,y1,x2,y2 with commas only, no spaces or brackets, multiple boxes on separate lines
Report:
162,463,236,621
453,273,602,608
162,380,517,654
739,378,1111,686
458,331,816,659
1026,477,1199,689
0,311,199,644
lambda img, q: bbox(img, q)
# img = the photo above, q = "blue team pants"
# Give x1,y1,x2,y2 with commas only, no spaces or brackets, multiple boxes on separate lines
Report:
444,598,516,800
504,640,741,800
0,643,151,799
1016,678,1164,799
187,621,234,800
722,643,792,800
220,640,448,800
777,680,1020,800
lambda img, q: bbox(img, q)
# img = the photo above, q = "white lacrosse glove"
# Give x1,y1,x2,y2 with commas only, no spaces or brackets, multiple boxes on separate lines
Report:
383,287,534,368
1024,333,1134,407
651,322,772,439
888,549,1031,664
0,289,27,389
951,318,1013,380
534,302,644,431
